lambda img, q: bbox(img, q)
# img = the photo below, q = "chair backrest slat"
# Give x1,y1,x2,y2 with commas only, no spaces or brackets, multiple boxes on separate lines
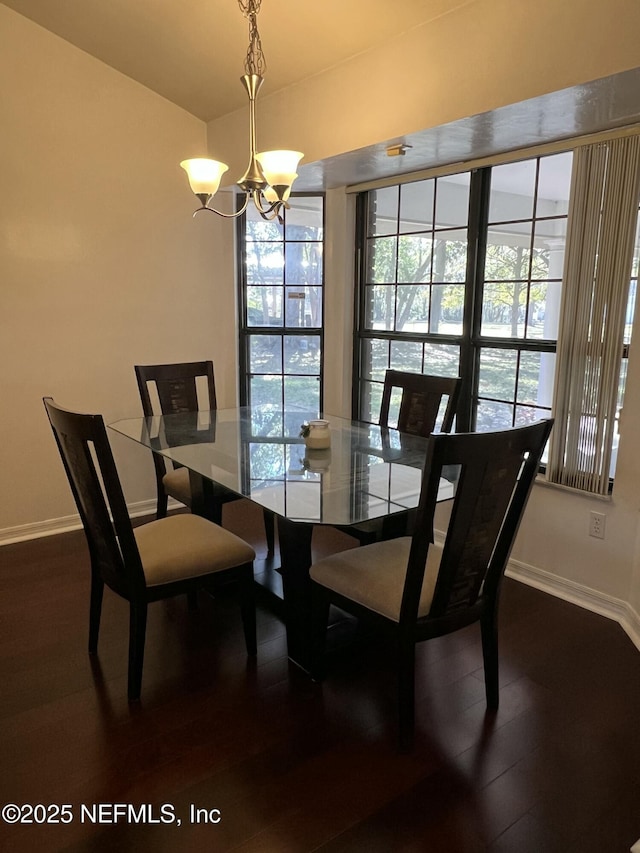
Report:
379,370,461,437
44,397,144,596
135,361,216,416
403,419,553,623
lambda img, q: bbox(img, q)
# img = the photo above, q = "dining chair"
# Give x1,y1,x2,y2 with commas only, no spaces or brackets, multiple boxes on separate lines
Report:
135,361,275,556
348,369,462,545
310,418,553,750
44,397,257,701
378,369,461,437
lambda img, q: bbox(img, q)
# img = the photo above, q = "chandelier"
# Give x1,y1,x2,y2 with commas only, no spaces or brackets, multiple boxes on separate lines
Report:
180,0,303,223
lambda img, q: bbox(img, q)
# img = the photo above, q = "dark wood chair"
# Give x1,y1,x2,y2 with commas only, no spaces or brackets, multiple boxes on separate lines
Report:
310,418,553,750
135,361,275,556
379,369,461,437
43,396,257,701
348,370,461,544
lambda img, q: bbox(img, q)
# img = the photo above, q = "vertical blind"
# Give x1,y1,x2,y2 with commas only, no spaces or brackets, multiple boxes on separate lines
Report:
547,135,640,494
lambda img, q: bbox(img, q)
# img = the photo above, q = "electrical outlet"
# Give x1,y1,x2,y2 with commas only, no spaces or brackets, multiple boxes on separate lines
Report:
589,511,606,539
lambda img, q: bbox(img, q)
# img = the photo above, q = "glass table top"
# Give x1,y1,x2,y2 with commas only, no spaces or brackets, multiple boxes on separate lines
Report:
109,407,455,526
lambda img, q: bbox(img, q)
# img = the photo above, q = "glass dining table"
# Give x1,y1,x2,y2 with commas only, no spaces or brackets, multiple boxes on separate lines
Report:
109,406,455,670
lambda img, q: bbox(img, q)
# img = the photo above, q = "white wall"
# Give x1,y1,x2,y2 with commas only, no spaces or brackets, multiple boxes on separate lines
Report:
205,0,640,177
0,6,235,536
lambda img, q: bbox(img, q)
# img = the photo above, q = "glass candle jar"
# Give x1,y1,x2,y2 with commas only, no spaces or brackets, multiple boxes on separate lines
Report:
304,419,331,449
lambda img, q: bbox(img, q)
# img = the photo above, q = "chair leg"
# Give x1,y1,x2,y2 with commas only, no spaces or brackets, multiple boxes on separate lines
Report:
88,569,104,655
156,484,168,520
127,601,148,701
309,584,330,682
263,509,275,557
239,565,257,656
397,637,416,752
481,608,499,710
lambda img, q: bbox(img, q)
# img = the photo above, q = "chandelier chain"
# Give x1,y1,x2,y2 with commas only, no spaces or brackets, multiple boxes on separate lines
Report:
239,0,266,77
180,0,301,224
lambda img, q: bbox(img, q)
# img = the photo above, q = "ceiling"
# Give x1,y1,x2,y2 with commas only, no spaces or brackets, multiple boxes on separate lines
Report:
1,0,472,122
4,0,640,189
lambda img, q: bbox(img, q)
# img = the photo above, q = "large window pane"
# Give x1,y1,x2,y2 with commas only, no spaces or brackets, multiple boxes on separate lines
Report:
489,160,536,222
367,236,397,283
531,218,567,279
537,152,573,216
516,350,555,409
246,242,284,285
476,399,514,431
247,286,283,326
365,284,396,330
436,284,464,334
399,179,434,233
285,242,323,285
284,334,321,375
478,348,517,401
481,282,526,338
284,376,319,420
435,173,471,228
251,375,283,408
285,196,324,238
485,230,532,280
397,235,432,281
360,379,383,424
390,340,423,372
369,187,398,236
284,287,322,327
362,338,390,380
396,285,429,331
250,335,282,373
423,344,460,377
240,194,324,412
525,282,561,339
432,230,468,282
514,404,551,426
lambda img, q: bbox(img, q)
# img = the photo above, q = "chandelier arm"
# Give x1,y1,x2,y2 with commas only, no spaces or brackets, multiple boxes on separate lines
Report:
192,194,251,219
251,191,281,217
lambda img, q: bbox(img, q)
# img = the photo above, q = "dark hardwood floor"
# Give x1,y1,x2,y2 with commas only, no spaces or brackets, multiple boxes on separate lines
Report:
1,500,640,852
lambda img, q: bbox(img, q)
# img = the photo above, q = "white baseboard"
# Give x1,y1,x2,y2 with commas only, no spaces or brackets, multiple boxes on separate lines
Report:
431,529,640,652
0,499,164,546
506,557,640,652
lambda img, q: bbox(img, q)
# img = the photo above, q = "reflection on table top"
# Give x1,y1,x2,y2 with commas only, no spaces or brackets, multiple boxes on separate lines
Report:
109,407,455,526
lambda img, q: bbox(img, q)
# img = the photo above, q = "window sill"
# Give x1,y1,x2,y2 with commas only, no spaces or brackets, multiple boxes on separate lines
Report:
534,473,613,502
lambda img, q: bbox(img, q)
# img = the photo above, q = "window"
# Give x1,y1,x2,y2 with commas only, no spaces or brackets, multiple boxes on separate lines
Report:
238,194,325,435
476,153,572,431
355,173,470,427
355,146,639,487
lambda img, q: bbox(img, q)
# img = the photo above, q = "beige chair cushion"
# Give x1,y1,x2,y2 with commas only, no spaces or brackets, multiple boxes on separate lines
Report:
310,536,442,623
134,514,255,587
162,467,192,507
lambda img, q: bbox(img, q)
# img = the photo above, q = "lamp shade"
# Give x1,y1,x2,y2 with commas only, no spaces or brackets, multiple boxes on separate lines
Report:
256,150,303,188
180,158,229,196
263,185,292,203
